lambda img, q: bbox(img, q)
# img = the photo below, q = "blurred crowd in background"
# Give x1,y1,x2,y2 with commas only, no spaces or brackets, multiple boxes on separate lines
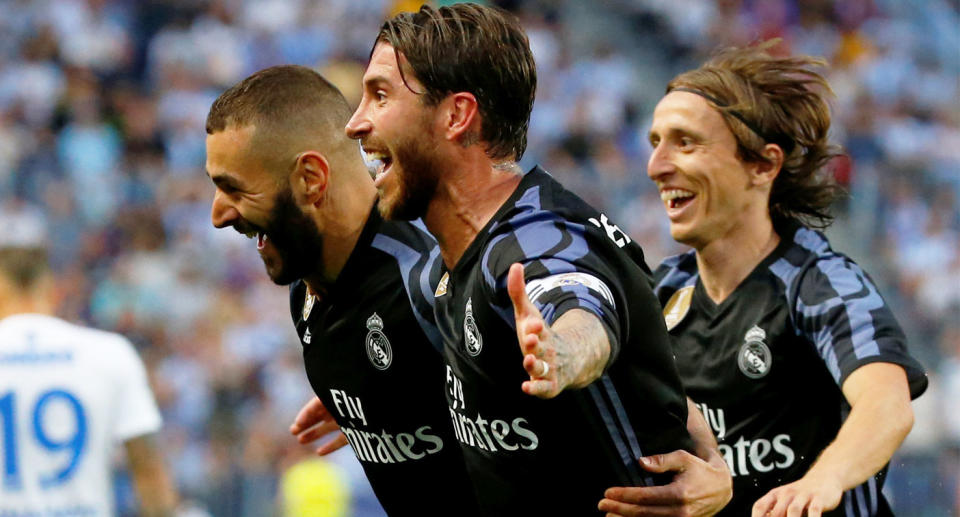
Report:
0,0,956,515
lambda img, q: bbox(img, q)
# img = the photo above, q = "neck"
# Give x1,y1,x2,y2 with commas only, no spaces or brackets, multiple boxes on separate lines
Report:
0,286,54,320
304,173,378,294
424,161,523,268
695,215,780,304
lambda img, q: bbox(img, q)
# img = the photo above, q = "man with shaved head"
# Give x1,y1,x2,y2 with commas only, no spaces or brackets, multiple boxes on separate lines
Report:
205,65,478,515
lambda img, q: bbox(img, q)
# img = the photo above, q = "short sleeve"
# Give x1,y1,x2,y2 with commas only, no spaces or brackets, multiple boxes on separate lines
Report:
792,255,928,398
111,337,163,441
481,209,623,358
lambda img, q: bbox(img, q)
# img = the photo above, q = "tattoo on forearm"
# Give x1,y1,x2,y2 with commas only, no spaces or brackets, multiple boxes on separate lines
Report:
551,310,611,389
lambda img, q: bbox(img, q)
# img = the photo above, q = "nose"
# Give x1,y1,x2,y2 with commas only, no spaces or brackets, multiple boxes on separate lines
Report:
345,101,371,140
646,142,674,182
210,190,239,229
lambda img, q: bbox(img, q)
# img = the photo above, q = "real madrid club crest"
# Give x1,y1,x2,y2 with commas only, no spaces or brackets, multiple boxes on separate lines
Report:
463,298,483,356
662,286,694,331
738,325,772,379
365,313,393,370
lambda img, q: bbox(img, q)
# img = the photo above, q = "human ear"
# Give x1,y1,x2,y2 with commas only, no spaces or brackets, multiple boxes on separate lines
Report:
444,92,480,146
752,143,784,187
292,151,330,206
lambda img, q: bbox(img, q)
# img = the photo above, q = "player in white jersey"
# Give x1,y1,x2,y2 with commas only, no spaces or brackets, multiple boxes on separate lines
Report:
0,208,178,517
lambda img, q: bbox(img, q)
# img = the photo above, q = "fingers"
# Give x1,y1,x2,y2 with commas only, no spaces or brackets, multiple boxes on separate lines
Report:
290,396,329,435
315,432,349,456
522,351,559,398
295,418,341,445
786,496,813,517
603,485,680,506
522,353,550,378
770,493,793,517
507,263,532,317
752,494,776,517
522,378,558,398
637,450,695,474
597,497,680,517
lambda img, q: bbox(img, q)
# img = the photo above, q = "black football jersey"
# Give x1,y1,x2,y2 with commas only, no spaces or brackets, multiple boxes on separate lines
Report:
290,207,477,516
433,167,693,516
654,220,928,517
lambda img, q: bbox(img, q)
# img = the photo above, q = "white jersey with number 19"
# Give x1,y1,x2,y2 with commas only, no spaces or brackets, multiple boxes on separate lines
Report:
0,314,163,517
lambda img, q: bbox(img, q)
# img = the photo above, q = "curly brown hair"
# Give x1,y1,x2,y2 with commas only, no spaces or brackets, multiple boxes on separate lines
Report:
667,41,845,228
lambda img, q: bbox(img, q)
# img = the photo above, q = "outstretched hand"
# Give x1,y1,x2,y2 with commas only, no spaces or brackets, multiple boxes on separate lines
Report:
289,396,348,456
507,263,562,398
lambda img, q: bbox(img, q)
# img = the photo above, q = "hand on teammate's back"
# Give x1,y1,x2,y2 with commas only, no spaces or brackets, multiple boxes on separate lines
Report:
751,474,842,517
599,449,732,517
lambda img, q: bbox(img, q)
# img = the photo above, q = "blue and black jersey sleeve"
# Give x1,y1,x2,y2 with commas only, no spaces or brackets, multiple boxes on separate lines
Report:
370,219,446,354
652,251,698,302
479,185,624,360
777,227,928,398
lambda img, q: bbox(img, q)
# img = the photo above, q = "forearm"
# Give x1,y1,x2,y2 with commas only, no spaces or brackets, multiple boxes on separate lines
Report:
804,370,914,490
550,308,611,389
125,435,179,517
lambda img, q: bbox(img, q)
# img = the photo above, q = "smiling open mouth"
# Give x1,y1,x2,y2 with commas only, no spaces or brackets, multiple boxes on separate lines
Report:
364,149,393,185
661,188,695,210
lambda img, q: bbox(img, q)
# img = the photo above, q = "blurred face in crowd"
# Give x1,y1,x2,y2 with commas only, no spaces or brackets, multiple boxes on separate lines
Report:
346,42,443,221
206,125,323,284
647,91,769,249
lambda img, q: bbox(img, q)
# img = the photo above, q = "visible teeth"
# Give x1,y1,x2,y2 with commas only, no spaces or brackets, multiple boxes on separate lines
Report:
660,189,694,202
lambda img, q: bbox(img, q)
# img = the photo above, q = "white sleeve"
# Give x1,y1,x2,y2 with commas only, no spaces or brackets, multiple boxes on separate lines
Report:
111,336,163,442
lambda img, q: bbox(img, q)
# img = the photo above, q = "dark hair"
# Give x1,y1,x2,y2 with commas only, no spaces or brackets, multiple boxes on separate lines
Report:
206,65,354,166
0,247,48,290
667,41,845,228
376,3,536,161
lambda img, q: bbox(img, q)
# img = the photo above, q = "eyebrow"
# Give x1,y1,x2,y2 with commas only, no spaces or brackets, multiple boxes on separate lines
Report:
649,126,706,142
208,172,242,191
362,75,391,90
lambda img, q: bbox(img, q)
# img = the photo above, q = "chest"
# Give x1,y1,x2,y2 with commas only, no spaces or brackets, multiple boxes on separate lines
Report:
299,272,441,395
434,267,527,386
670,279,825,406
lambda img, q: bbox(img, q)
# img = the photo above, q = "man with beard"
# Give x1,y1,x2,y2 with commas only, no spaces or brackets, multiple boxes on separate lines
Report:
205,65,479,515
345,4,730,516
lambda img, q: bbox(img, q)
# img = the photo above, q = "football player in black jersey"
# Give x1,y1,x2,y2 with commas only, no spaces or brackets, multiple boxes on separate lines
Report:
641,42,927,517
345,4,730,516
204,65,478,516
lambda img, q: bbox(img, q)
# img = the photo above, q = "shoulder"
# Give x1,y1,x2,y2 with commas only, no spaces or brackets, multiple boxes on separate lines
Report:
768,224,867,306
375,219,437,255
653,250,698,295
482,167,626,270
54,317,144,369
